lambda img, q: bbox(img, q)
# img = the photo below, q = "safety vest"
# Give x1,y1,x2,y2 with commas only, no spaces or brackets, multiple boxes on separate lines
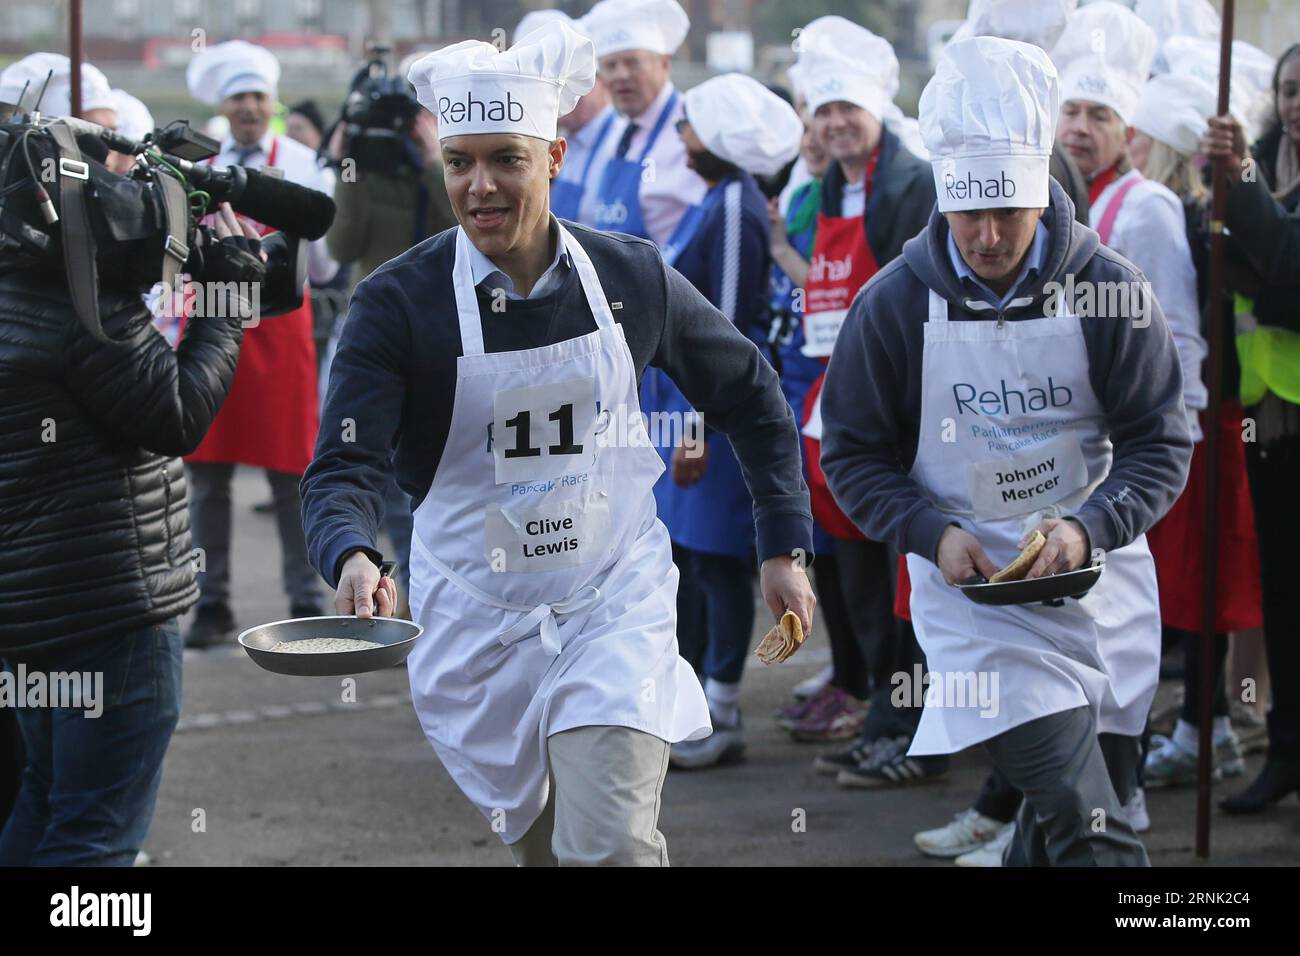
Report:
1236,294,1300,405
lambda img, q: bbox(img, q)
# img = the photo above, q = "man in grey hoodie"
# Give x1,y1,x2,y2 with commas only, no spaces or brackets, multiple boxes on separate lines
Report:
821,37,1192,866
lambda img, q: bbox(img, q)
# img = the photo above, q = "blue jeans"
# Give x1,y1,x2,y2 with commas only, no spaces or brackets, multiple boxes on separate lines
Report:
0,620,183,866
673,547,755,684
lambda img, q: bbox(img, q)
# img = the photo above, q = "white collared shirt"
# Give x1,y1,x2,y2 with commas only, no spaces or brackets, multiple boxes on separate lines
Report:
576,80,708,246
467,217,570,300
555,103,616,189
1091,168,1206,439
216,129,339,286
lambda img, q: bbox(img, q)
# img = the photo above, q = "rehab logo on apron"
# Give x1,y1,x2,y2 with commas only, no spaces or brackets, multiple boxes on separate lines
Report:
801,154,879,358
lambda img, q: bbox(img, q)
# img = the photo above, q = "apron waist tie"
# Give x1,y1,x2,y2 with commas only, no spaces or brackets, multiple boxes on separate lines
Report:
423,549,600,657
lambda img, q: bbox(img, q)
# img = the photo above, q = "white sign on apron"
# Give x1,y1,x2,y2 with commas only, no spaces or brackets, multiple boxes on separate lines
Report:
404,223,710,844
905,289,1160,756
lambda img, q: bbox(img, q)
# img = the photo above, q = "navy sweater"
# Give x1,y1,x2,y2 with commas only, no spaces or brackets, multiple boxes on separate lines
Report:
821,179,1194,563
301,221,813,587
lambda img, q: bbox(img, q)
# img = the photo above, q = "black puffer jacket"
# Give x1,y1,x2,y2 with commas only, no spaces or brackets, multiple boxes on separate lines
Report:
1225,124,1300,332
0,274,244,654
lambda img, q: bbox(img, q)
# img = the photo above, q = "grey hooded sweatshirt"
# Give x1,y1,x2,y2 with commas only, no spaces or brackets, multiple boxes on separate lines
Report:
820,178,1193,563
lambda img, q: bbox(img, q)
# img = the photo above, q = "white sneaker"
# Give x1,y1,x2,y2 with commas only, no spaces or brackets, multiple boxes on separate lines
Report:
1122,786,1151,833
669,717,745,769
954,822,1014,867
914,807,1007,859
792,665,833,700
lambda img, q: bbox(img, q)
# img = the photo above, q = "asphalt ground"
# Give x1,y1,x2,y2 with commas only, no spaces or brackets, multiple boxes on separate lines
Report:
142,466,1300,866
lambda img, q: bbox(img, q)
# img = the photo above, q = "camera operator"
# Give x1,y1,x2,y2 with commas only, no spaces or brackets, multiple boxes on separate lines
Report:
182,40,340,646
0,200,266,866
323,54,455,291
319,53,457,610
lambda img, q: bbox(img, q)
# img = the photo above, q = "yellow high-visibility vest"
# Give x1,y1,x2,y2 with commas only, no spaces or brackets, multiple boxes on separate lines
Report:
1236,294,1300,405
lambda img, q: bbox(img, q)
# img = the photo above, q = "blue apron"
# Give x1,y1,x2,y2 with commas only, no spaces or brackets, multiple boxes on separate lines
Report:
591,89,679,239
768,180,835,556
642,180,757,557
550,110,616,222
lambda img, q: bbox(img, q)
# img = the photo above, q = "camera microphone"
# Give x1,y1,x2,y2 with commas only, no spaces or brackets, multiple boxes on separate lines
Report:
52,116,337,240
178,162,337,241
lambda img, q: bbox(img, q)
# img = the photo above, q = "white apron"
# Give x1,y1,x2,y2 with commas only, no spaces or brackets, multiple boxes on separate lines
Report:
405,223,710,843
905,290,1160,756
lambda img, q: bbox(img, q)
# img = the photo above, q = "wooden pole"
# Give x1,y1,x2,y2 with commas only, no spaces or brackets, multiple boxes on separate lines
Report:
69,0,83,117
1196,0,1236,860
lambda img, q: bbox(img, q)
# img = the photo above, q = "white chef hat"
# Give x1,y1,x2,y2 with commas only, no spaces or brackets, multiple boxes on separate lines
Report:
109,89,155,142
1132,72,1216,155
881,102,930,159
408,19,595,142
1135,0,1220,73
682,73,802,176
1159,36,1277,142
514,9,576,47
1051,1,1157,125
186,40,280,106
788,16,899,122
0,52,116,117
582,0,690,58
921,36,1059,212
963,0,1078,51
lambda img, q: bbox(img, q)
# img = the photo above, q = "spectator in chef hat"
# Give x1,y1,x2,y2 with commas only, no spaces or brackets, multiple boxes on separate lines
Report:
406,18,595,254
103,88,155,174
581,0,689,118
678,73,802,182
1050,1,1157,182
1160,36,1278,144
109,88,154,143
1134,0,1221,73
951,0,1078,51
0,52,117,126
513,8,574,46
1130,71,1217,204
787,16,910,164
789,16,899,129
1130,37,1277,199
186,40,281,150
516,8,610,142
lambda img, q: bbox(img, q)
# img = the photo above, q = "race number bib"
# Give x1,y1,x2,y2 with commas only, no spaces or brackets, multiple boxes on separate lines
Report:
801,308,846,358
483,492,611,572
967,433,1088,521
492,378,597,484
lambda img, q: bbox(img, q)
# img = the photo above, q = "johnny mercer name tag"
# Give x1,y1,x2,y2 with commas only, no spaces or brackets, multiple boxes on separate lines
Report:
483,492,611,572
967,433,1087,521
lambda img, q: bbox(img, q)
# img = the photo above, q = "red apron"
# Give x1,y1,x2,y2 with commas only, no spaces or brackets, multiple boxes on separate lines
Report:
801,156,880,541
894,554,911,621
1145,401,1263,632
185,138,320,475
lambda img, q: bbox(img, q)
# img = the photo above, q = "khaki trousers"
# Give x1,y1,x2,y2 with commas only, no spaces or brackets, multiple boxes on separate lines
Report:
507,725,671,867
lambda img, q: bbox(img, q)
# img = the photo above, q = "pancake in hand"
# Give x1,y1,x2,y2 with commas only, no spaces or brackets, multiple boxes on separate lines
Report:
988,530,1048,583
755,610,805,665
